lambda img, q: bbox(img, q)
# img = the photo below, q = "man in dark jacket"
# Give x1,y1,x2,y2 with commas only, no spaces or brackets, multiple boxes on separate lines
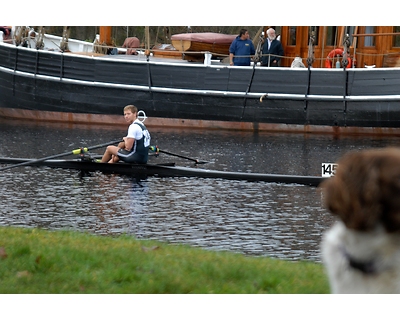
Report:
229,29,256,66
261,28,284,67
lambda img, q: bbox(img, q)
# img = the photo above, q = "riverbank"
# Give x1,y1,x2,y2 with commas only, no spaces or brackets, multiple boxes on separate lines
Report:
0,226,329,294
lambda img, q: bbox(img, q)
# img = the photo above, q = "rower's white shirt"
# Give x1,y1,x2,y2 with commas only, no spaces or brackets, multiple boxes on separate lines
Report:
127,120,144,140
126,120,151,147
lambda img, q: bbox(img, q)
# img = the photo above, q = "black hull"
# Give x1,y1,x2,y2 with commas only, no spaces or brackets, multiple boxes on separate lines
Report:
0,157,325,186
2,42,400,132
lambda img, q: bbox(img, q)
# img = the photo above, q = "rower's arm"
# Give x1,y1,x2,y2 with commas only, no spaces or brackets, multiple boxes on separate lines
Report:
123,137,134,151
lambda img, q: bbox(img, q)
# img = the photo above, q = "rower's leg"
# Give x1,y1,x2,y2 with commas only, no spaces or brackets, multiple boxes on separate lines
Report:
101,145,119,163
110,142,125,163
109,155,120,163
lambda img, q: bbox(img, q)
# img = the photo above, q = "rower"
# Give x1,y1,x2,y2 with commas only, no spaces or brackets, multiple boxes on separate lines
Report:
101,105,151,164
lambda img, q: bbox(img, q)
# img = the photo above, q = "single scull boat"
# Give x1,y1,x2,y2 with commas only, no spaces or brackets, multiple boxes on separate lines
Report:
0,157,325,186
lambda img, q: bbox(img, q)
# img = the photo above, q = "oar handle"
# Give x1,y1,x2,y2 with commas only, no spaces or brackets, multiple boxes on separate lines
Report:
84,139,123,151
149,146,208,164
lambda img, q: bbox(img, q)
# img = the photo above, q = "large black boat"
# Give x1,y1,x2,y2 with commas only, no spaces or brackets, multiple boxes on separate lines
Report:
1,26,400,135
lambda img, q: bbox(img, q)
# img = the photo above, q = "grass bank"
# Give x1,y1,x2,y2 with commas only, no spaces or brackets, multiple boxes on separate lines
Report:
0,226,329,293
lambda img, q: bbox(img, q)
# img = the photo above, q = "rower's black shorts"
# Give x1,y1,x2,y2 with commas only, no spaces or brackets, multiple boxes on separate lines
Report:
117,148,147,164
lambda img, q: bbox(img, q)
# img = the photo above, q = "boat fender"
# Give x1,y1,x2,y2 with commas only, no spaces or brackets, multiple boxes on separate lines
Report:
325,48,352,68
260,94,268,102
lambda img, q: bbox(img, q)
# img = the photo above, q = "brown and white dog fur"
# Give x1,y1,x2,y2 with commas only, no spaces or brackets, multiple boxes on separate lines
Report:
321,147,400,293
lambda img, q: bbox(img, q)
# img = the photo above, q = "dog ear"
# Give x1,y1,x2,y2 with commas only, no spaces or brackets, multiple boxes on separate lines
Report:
322,148,400,232
321,151,383,231
378,153,400,232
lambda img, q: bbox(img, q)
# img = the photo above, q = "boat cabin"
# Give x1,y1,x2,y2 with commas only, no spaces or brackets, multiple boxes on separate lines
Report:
274,26,400,68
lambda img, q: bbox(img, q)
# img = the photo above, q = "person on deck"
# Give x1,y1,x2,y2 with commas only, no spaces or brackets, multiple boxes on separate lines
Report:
261,28,284,67
0,26,12,43
229,29,255,66
101,105,151,164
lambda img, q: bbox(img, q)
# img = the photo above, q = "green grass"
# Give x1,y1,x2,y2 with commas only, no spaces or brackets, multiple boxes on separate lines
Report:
0,226,330,293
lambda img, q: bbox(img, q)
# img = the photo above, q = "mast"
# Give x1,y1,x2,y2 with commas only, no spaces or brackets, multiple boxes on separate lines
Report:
145,26,150,57
99,26,112,46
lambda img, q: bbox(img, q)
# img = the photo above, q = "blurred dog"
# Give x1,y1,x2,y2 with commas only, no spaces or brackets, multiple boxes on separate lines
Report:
321,147,400,293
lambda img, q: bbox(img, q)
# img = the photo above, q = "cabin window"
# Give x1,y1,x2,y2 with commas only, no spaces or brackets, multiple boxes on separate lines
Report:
326,26,338,46
364,26,376,47
308,27,319,45
394,26,400,47
275,26,282,41
287,27,296,45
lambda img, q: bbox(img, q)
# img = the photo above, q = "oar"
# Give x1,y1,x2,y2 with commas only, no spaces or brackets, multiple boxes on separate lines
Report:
0,139,122,171
149,146,208,164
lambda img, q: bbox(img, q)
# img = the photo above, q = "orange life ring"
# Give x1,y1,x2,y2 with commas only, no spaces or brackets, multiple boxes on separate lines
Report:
325,48,352,68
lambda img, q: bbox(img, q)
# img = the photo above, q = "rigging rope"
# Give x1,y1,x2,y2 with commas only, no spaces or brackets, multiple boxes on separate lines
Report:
306,27,315,67
342,32,350,68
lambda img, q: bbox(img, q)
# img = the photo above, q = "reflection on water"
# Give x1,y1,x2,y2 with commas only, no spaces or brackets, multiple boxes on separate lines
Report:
1,118,400,262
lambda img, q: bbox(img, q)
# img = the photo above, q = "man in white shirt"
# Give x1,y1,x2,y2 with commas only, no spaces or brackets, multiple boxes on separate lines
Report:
101,105,151,164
